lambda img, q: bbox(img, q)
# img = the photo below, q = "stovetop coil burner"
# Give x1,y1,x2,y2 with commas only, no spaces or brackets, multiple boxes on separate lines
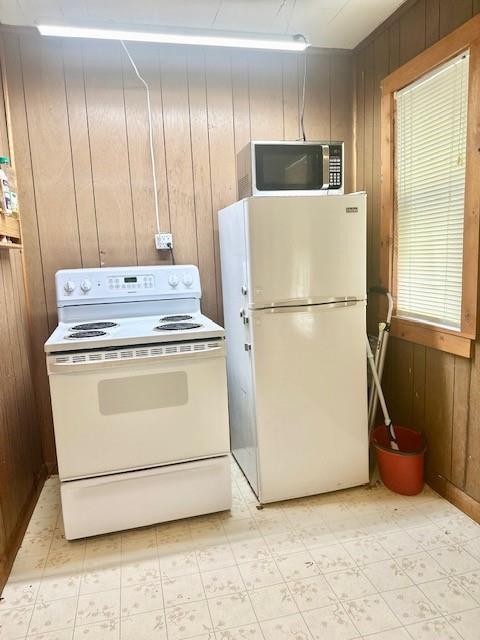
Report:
66,330,108,339
160,315,193,322
71,322,118,330
154,322,202,331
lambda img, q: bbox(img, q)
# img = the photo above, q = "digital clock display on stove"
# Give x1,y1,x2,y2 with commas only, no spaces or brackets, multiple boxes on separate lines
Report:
124,277,137,283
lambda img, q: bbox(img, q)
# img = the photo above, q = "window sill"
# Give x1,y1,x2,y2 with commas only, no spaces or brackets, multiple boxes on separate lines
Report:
391,317,472,358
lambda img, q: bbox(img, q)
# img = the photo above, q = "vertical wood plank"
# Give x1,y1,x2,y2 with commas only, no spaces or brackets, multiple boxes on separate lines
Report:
0,253,22,536
466,342,480,500
425,0,440,46
0,57,8,153
371,33,390,290
188,50,217,321
389,22,400,72
412,344,426,429
303,52,330,140
424,349,455,480
20,33,82,330
439,0,474,37
160,47,198,267
384,337,414,428
451,355,471,489
399,0,426,65
248,51,283,140
282,53,300,141
330,54,354,192
231,51,251,159
363,44,375,289
205,50,236,322
122,42,171,267
355,50,365,192
83,40,137,267
63,40,100,268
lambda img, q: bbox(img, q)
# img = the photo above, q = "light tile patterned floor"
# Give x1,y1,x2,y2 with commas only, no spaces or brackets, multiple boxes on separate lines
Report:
2,458,480,639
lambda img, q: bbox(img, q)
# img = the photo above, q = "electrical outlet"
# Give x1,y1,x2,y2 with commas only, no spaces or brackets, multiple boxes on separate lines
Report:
155,233,173,250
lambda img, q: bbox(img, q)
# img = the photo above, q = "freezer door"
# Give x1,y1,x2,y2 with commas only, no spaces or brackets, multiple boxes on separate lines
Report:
250,301,369,503
245,194,366,308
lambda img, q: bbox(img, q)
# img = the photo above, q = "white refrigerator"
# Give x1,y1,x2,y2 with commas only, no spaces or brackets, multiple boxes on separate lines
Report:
219,194,369,503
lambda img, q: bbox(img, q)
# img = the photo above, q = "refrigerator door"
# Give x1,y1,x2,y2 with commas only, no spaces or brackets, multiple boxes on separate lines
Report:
245,194,366,308
249,300,369,503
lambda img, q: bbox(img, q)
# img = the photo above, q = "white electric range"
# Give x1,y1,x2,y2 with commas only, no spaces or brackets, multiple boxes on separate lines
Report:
45,265,231,540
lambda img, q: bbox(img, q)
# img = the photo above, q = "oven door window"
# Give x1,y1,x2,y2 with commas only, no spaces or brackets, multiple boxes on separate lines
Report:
98,371,188,415
255,144,324,191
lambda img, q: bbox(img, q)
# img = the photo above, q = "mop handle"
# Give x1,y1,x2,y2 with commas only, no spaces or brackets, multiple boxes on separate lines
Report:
366,337,399,449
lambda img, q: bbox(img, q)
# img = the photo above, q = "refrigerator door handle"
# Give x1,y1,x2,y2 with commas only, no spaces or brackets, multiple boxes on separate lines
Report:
259,300,363,315
249,295,361,310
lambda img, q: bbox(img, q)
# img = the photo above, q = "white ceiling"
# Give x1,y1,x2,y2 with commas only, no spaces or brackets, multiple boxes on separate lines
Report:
0,0,406,49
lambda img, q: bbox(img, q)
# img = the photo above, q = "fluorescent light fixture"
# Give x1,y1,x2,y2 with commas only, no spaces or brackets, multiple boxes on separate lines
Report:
37,24,309,52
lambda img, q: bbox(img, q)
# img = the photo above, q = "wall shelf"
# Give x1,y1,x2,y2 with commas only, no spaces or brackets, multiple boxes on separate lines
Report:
0,212,21,249
0,212,21,238
0,241,22,250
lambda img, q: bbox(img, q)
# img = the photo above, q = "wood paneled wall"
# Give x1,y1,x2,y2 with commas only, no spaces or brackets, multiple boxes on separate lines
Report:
0,28,354,470
0,56,44,591
355,0,480,506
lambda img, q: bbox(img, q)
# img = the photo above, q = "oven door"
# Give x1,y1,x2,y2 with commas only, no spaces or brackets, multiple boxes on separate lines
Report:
254,143,329,193
47,341,230,480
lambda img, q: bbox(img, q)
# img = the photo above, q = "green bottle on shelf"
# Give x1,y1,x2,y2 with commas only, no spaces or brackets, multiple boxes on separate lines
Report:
0,156,12,215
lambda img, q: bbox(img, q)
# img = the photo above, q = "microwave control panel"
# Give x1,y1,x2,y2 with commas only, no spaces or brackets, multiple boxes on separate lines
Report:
329,145,343,190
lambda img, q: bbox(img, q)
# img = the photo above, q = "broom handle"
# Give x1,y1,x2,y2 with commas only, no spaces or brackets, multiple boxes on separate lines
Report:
368,292,394,431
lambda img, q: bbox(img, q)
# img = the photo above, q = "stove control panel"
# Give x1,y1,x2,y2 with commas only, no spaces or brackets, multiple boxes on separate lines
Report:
56,265,201,306
107,274,154,291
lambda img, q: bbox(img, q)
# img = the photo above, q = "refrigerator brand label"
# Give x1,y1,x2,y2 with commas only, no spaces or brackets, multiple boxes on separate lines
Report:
346,206,359,213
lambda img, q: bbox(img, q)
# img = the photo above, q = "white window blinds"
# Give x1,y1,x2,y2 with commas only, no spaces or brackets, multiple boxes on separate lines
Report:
394,51,469,331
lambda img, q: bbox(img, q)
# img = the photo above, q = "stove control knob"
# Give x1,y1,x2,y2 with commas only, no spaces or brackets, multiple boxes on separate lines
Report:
64,280,76,294
168,274,179,288
183,274,193,287
80,279,92,293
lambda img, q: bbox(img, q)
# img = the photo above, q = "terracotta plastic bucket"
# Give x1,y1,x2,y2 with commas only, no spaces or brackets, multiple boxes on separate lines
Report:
372,426,426,496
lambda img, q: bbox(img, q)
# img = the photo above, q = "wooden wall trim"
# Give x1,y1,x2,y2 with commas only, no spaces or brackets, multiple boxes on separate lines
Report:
391,318,472,358
382,13,480,93
0,464,47,594
427,473,480,524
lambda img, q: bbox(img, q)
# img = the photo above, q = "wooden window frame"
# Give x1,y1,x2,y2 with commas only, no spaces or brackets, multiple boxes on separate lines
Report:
380,15,480,359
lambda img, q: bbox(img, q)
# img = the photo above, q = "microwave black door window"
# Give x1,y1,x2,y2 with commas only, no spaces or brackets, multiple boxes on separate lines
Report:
255,145,324,191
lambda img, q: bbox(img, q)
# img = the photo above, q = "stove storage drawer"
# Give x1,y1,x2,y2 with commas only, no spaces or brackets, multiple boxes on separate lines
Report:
61,456,232,539
48,350,230,480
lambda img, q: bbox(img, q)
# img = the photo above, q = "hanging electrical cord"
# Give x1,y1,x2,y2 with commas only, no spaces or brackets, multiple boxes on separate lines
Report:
299,45,308,141
120,42,163,237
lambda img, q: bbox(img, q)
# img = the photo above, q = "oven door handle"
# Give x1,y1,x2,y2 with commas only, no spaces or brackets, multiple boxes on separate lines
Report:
47,344,224,374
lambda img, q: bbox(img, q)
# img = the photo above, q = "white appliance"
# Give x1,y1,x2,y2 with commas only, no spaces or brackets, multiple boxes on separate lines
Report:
219,194,368,503
45,265,231,539
237,141,344,198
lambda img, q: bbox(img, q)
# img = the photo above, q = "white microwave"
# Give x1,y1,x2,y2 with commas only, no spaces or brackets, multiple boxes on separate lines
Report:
237,140,344,198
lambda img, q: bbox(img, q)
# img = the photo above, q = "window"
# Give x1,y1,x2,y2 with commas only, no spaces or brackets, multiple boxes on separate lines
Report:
380,19,480,358
395,53,469,332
